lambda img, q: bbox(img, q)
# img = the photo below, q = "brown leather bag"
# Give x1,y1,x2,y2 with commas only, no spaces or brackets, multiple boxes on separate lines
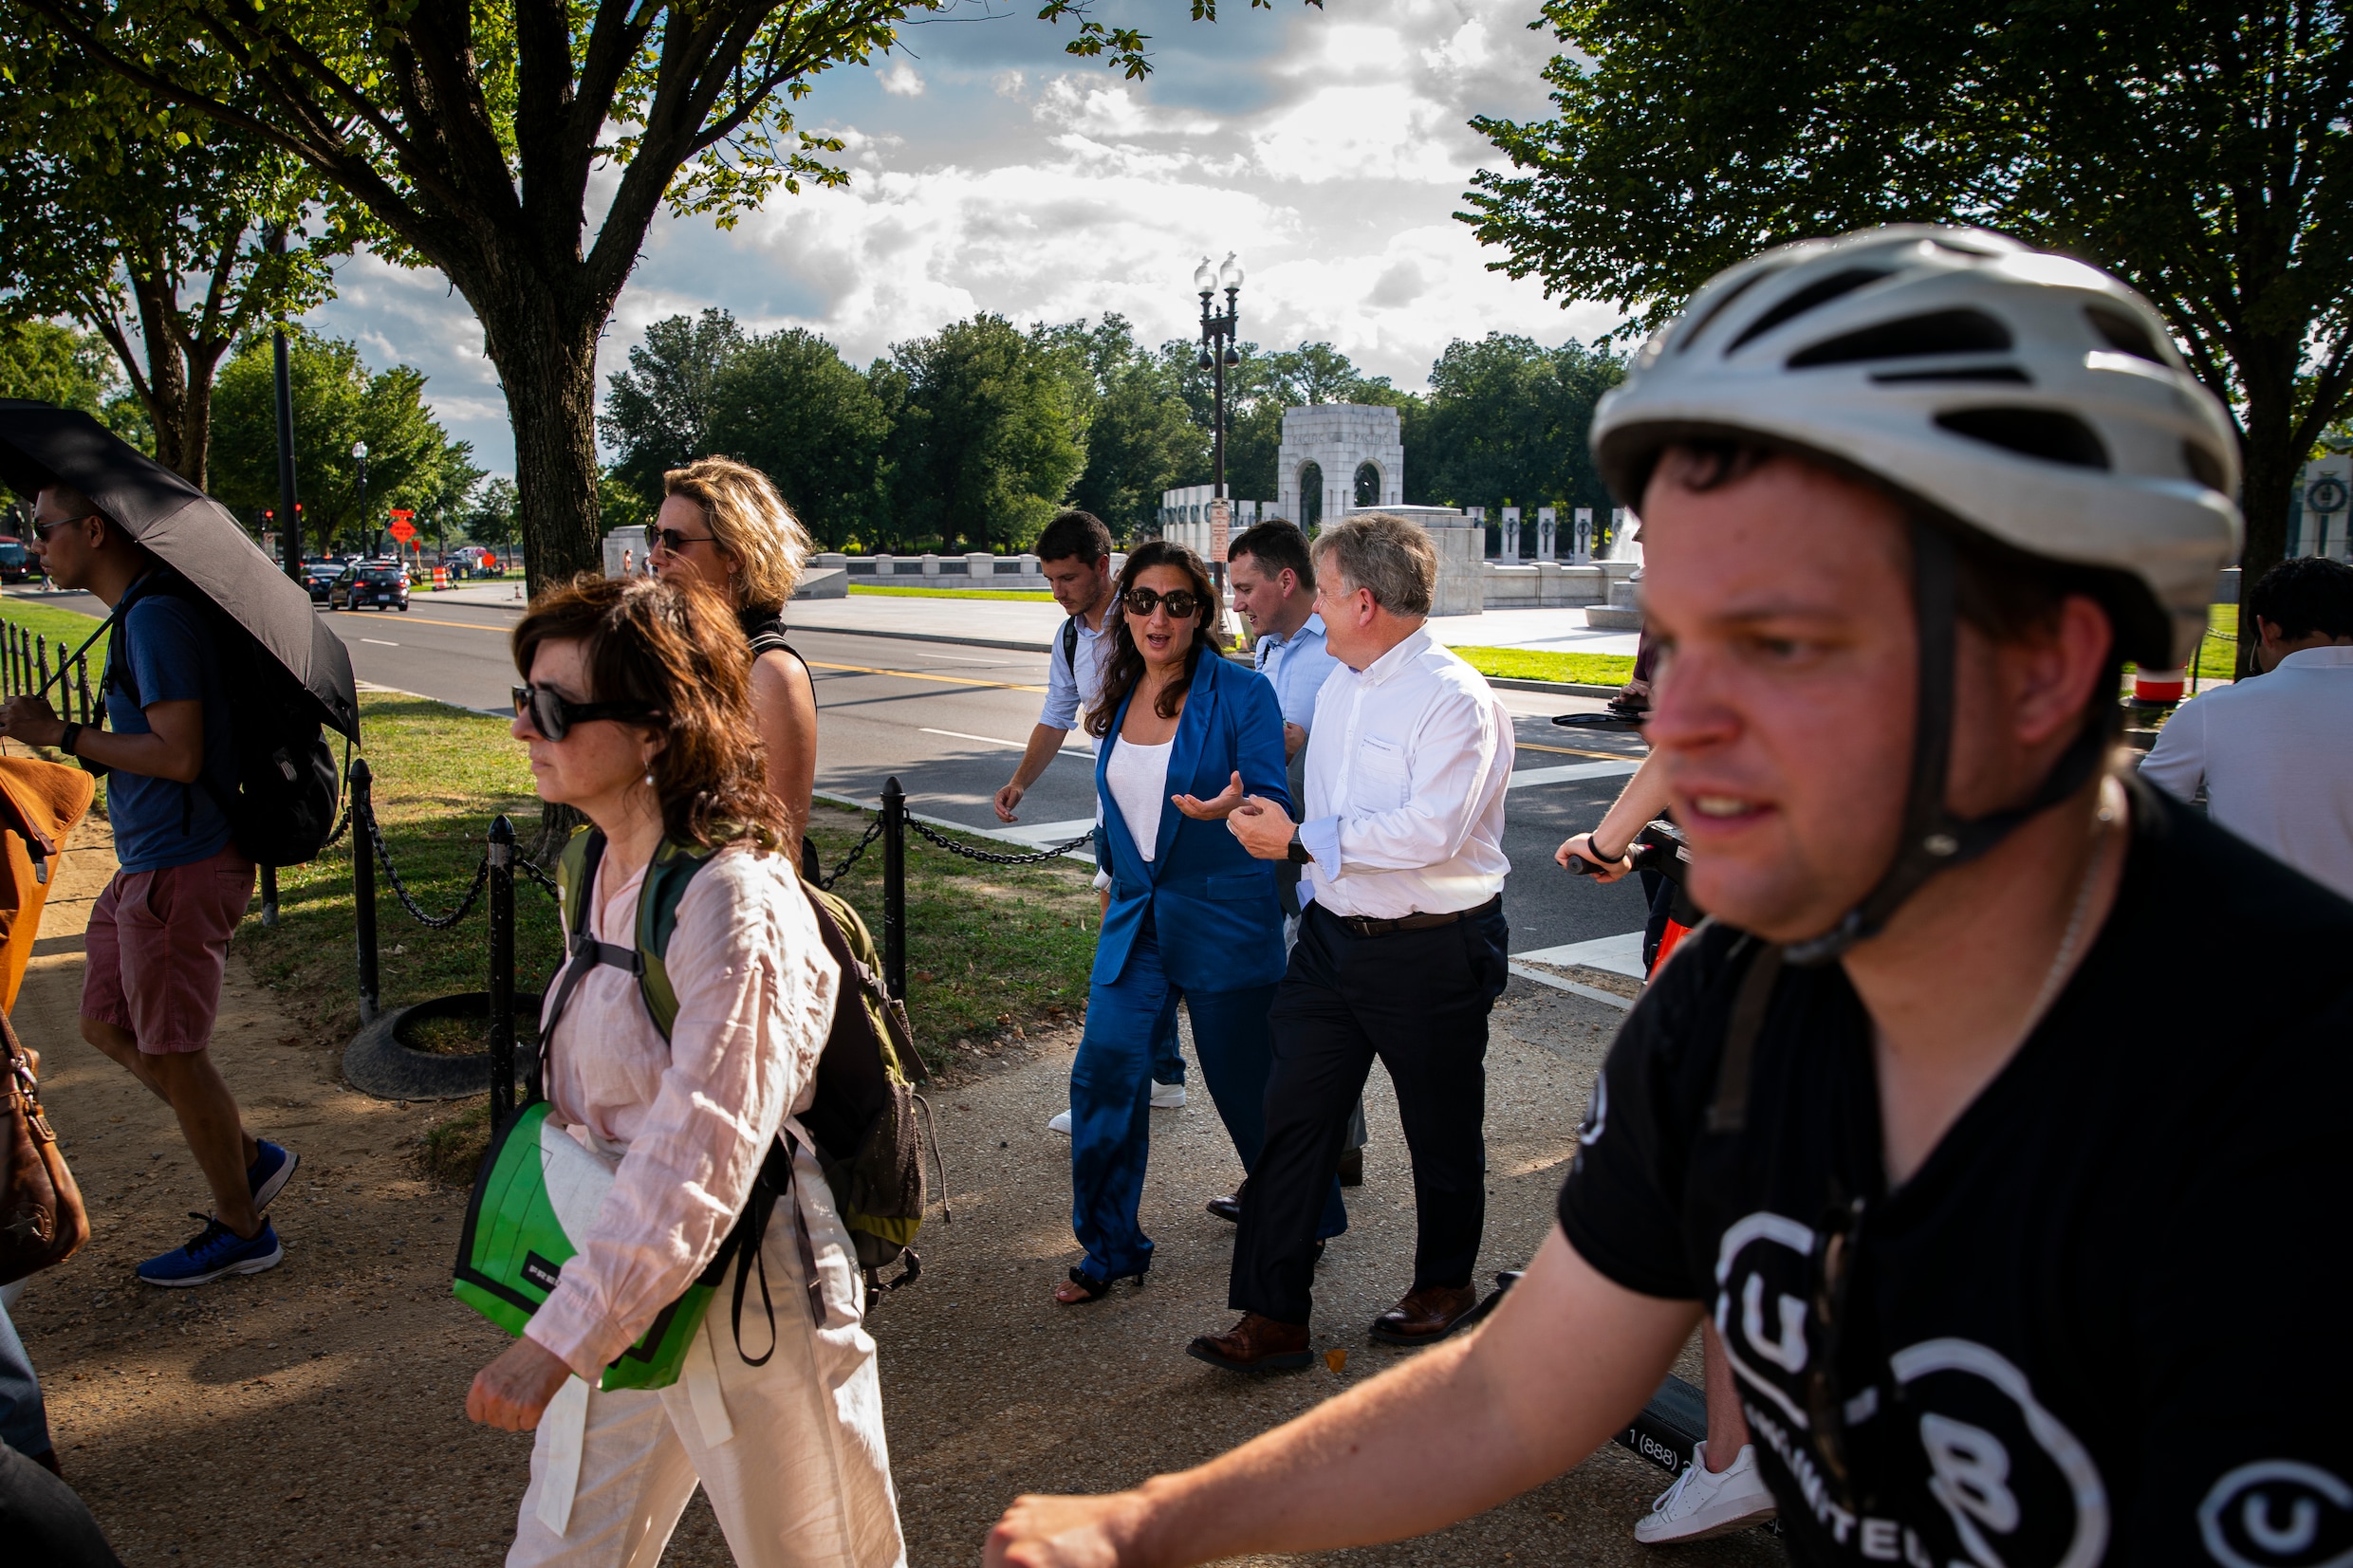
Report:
0,1009,86,1284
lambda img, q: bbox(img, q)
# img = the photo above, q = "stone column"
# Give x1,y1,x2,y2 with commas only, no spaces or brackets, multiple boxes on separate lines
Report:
1573,508,1593,563
921,552,941,577
1501,506,1521,563
875,552,896,578
965,551,994,581
1537,507,1556,562
1467,506,1487,558
1210,497,1231,563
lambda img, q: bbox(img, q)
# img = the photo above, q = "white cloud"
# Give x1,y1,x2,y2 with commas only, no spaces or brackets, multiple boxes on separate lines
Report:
300,0,1609,474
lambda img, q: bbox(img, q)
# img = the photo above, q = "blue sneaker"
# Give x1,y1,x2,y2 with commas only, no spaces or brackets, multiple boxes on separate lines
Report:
137,1214,284,1288
247,1140,298,1209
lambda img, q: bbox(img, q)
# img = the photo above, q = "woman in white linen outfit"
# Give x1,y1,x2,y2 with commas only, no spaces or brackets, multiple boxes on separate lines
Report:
466,574,905,1568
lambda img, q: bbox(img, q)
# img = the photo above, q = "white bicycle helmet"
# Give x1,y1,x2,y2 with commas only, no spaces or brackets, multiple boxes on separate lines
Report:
1590,226,2244,961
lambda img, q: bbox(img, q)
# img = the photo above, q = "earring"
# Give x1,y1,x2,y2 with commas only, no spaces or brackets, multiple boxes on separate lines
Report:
643,769,656,787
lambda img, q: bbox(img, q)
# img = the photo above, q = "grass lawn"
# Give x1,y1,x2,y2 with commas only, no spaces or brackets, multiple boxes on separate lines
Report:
239,692,1092,1088
848,583,1054,601
1449,646,1637,687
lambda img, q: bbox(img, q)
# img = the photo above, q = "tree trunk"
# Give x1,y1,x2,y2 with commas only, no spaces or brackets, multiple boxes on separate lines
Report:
2233,340,2302,675
129,267,193,483
473,286,605,600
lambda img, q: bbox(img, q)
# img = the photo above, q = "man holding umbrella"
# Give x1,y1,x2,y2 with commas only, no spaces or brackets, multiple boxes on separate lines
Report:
0,480,295,1285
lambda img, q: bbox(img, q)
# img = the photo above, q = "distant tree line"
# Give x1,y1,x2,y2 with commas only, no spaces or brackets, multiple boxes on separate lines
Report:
599,309,1628,552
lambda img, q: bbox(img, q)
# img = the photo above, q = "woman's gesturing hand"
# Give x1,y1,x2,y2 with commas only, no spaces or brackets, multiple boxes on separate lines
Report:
1172,770,1248,821
468,1337,576,1430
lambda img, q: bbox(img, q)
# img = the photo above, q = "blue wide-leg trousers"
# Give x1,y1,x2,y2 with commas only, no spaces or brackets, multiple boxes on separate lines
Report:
1070,923,1345,1283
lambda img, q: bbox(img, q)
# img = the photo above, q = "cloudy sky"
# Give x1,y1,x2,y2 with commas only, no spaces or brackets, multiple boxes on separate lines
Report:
306,0,1619,475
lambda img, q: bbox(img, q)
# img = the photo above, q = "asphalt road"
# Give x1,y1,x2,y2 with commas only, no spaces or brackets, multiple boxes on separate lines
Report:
17,588,1654,956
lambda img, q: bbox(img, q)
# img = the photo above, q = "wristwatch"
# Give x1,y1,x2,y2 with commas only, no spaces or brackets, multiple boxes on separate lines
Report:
58,722,80,758
1286,829,1314,865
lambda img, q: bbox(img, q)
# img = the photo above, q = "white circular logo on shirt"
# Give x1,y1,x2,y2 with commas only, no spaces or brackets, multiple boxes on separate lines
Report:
2199,1461,2353,1568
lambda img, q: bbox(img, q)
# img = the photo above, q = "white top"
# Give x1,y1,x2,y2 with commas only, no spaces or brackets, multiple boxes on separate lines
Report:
526,846,840,1378
1104,737,1175,862
2140,645,2353,900
1295,627,1515,918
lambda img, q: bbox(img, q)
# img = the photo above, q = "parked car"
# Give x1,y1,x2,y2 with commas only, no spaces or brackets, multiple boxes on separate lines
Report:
0,538,29,583
329,563,411,612
302,563,342,603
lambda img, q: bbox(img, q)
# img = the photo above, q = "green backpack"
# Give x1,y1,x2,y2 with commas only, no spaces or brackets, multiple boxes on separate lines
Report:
452,830,940,1390
547,828,943,1287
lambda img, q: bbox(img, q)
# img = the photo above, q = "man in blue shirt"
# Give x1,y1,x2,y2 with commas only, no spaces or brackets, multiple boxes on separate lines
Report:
0,482,296,1288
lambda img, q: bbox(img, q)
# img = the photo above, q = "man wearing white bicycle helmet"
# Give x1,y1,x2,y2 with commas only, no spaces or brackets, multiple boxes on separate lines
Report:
982,227,2353,1568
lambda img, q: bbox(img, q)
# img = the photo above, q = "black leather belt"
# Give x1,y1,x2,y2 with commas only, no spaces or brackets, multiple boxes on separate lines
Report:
1322,893,1501,939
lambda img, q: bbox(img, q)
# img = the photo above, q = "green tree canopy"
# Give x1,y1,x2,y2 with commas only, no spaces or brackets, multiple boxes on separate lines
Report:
1465,0,2353,641
22,0,1316,588
1035,315,1204,538
883,315,1085,552
1407,334,1625,517
210,331,477,559
0,30,352,489
707,327,892,547
600,310,751,505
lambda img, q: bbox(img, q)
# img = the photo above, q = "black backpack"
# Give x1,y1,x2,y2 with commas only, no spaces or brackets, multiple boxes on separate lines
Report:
102,572,343,868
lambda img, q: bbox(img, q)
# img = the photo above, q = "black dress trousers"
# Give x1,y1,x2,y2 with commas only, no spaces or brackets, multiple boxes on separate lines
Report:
1229,897,1510,1325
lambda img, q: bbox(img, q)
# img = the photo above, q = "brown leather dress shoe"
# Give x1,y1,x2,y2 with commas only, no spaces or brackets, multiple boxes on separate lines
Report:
1186,1312,1314,1373
1368,1284,1480,1345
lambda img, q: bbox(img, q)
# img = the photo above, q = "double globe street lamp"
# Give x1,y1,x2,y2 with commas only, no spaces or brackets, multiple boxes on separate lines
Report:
1195,252,1243,583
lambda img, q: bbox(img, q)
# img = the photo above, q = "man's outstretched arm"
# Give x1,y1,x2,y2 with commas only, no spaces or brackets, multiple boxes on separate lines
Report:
984,1227,1698,1567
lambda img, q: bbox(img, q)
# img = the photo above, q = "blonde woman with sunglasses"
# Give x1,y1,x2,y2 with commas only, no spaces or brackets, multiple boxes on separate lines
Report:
649,458,820,862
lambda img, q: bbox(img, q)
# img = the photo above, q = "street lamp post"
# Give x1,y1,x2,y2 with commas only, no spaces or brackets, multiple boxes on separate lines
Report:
1195,252,1243,586
352,440,371,556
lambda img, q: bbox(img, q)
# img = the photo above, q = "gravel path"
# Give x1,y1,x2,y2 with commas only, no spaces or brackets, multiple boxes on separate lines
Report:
9,815,1781,1567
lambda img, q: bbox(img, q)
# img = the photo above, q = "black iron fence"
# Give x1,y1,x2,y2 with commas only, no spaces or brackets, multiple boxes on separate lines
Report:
0,620,101,724
343,765,1091,1127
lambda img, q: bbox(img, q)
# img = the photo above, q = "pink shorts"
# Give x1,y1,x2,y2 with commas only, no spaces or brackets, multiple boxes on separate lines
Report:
82,846,256,1055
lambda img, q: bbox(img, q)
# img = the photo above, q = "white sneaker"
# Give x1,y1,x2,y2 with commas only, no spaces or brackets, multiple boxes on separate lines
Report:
1047,1110,1073,1134
1633,1440,1777,1544
1150,1081,1187,1109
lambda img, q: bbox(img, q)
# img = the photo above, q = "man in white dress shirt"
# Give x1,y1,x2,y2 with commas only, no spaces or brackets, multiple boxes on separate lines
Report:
2140,555,2353,897
1192,512,1516,1370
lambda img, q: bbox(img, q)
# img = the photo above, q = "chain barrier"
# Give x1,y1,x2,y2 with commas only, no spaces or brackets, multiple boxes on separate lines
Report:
904,815,1094,866
514,854,563,902
364,802,494,930
815,817,884,889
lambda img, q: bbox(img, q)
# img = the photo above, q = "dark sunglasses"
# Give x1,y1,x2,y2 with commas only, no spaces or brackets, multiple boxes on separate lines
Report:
1123,586,1202,619
512,684,660,741
644,525,717,555
30,513,91,542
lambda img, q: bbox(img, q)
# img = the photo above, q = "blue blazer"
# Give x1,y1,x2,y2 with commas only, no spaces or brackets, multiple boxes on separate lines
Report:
1092,649,1292,992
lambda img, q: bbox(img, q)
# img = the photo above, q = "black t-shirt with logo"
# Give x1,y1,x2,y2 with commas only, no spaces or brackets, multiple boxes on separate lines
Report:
1557,784,2353,1568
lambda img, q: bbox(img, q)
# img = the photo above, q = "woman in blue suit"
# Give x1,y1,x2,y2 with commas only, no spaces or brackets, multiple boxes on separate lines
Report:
1054,541,1347,1304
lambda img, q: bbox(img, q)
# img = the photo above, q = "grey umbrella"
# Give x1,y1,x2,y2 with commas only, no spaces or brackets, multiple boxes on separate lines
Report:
0,399,360,741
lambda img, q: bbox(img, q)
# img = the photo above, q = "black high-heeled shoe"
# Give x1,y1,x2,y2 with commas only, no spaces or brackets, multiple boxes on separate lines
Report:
1058,1264,1146,1304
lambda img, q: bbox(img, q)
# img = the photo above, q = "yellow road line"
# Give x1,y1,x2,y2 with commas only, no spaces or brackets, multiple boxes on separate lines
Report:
806,659,1046,693
1515,740,1642,762
329,610,511,634
329,611,1050,694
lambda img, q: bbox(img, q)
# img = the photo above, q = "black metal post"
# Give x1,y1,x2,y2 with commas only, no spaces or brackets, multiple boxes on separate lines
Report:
74,655,90,726
880,777,907,1005
273,328,302,580
350,757,380,1024
34,636,47,710
487,814,517,1127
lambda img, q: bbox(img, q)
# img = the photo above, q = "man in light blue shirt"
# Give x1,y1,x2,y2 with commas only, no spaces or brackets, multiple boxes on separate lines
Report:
1231,521,1340,759
995,510,1118,823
